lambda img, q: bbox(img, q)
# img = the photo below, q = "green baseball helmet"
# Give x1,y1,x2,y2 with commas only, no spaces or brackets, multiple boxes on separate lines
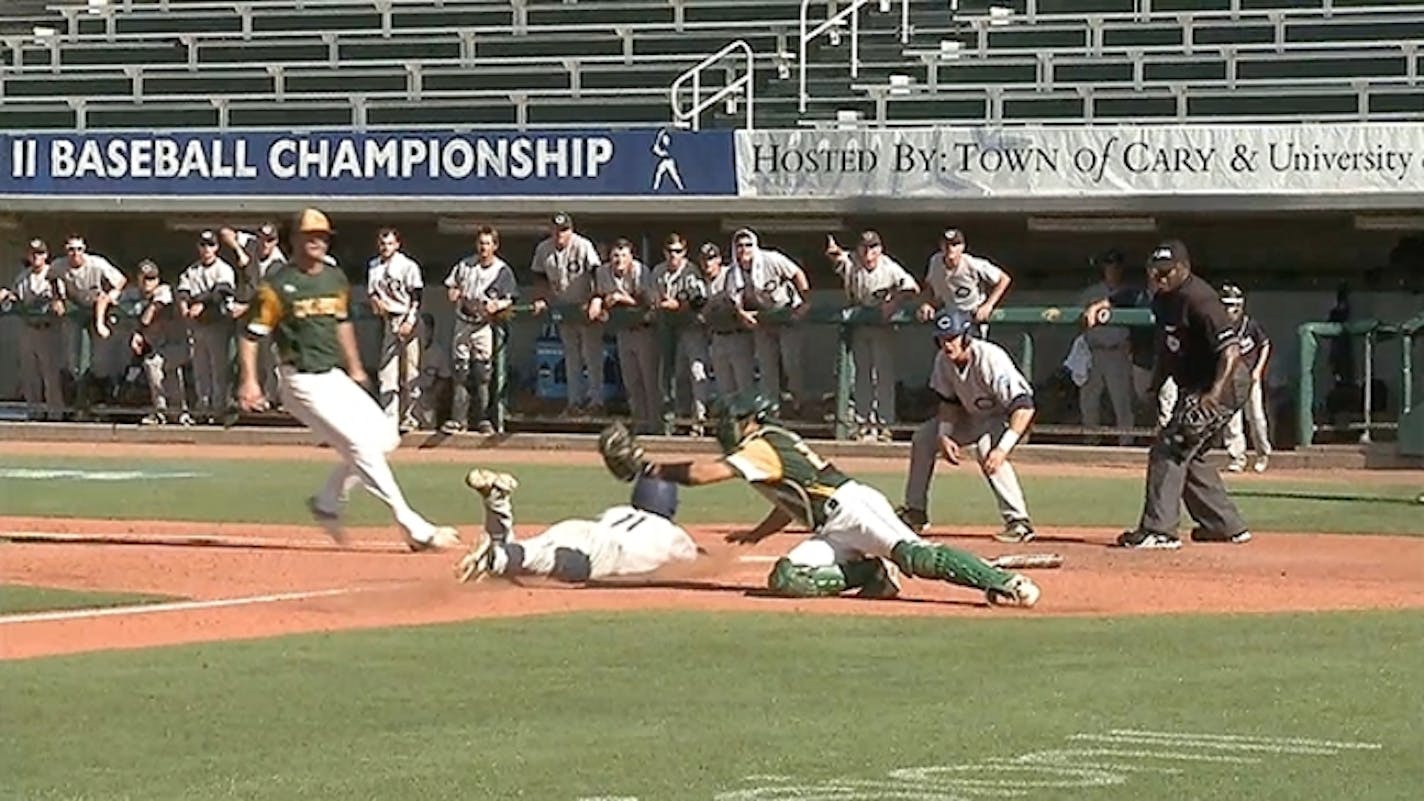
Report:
712,389,775,452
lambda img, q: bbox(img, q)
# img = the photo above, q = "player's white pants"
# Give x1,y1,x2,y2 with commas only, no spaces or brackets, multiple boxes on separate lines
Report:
904,414,1031,524
1080,343,1134,444
1225,376,1272,463
851,325,897,425
786,481,919,567
279,366,441,544
377,320,421,424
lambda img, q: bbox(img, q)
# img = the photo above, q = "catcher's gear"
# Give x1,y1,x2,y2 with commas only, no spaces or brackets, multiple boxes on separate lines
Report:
598,421,648,482
711,389,776,452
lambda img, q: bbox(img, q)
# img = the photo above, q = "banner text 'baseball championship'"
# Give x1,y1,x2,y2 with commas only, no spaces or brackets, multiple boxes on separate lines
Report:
1,129,736,196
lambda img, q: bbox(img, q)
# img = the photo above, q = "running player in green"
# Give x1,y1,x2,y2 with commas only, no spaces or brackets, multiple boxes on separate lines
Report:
631,390,1039,606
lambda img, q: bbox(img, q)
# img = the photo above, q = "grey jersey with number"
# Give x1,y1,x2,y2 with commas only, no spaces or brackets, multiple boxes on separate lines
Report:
925,252,1005,312
595,260,656,307
929,339,1033,420
833,252,919,306
445,257,517,323
531,233,601,306
55,253,125,307
177,258,237,323
733,248,803,310
366,250,424,322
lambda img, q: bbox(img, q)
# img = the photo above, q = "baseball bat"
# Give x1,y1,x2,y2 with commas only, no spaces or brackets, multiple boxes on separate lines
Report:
988,553,1064,570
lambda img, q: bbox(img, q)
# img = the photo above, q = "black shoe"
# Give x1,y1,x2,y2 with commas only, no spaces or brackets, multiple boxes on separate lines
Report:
1116,529,1182,550
896,506,929,534
1190,526,1252,544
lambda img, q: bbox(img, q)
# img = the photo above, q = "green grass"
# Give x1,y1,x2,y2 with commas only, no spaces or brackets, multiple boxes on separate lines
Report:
0,584,175,615
0,454,1419,535
1,611,1420,800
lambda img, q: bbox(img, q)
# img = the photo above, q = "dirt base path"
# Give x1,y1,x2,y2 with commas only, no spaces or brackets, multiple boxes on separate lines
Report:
5,515,1422,661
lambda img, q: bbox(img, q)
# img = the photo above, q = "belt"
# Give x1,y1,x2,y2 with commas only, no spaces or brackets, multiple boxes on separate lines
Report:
712,328,750,336
24,320,56,329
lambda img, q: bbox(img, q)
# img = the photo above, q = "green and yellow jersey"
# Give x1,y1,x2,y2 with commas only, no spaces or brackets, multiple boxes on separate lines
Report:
243,263,350,374
722,425,851,529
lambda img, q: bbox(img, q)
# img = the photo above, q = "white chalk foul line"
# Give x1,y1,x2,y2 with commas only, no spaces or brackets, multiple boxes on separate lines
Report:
0,587,365,625
1107,729,1383,750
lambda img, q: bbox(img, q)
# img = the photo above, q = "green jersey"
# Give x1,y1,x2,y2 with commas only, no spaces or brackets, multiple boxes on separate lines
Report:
244,263,350,374
723,424,851,529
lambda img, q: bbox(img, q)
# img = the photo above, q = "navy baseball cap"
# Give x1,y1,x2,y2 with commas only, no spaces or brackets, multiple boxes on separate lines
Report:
933,308,975,341
699,242,721,261
551,212,574,230
257,223,279,241
198,230,219,247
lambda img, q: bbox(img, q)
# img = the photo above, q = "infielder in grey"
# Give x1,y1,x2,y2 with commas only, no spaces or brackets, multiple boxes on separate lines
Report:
916,227,1012,334
729,228,811,414
900,309,1037,543
177,230,238,422
54,235,127,409
444,225,517,435
532,212,605,414
827,230,919,440
699,242,756,396
1,239,67,420
131,260,193,426
1078,249,1136,445
653,233,712,431
595,238,661,433
367,228,424,432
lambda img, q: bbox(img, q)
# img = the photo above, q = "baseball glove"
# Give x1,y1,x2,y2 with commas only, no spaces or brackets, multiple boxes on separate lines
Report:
598,422,648,482
1161,393,1233,460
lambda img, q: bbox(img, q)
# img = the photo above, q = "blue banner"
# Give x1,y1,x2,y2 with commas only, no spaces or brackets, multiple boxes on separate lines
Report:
0,128,735,197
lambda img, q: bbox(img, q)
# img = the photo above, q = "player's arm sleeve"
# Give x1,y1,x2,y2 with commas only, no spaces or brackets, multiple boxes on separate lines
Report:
928,358,959,405
101,260,127,292
975,258,1006,287
407,257,424,289
895,262,919,293
497,265,519,300
989,351,1035,412
243,283,284,339
528,243,547,277
593,265,614,296
175,270,194,300
722,438,784,483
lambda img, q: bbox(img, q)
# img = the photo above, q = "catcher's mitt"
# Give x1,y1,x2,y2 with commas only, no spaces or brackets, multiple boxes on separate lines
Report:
598,422,648,482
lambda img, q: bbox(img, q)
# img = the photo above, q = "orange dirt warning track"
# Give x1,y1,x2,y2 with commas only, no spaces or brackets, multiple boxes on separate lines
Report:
4,515,1422,661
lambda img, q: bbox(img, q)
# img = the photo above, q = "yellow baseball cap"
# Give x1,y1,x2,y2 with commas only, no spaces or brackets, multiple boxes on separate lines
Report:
297,208,333,235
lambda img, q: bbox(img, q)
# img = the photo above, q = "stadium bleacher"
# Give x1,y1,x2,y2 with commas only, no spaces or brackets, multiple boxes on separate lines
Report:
0,0,1421,130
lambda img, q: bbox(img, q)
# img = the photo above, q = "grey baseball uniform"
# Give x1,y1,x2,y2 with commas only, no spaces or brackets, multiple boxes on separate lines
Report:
234,232,287,402
734,247,805,406
55,252,127,379
136,283,191,415
445,256,518,429
177,257,237,416
1078,281,1135,444
653,259,712,424
10,264,66,418
368,250,424,425
596,260,660,430
904,338,1033,524
1224,316,1272,465
531,233,604,409
703,266,756,396
834,251,918,427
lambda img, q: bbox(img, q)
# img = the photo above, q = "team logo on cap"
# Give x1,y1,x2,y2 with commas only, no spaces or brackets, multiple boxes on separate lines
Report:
1151,247,1174,261
936,315,955,330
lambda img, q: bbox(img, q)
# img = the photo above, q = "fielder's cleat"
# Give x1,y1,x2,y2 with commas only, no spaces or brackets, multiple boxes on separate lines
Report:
896,506,929,534
1226,459,1246,473
306,496,347,546
987,574,1040,609
440,419,466,435
1116,528,1182,550
464,469,519,498
407,525,462,553
454,532,495,583
1252,456,1270,473
993,518,1036,544
857,558,902,600
1190,526,1252,544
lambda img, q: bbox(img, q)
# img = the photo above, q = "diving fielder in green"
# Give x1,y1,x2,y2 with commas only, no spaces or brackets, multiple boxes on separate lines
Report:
597,391,1040,606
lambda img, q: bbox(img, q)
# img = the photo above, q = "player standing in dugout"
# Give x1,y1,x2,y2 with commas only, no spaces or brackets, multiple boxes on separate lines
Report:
1089,240,1253,550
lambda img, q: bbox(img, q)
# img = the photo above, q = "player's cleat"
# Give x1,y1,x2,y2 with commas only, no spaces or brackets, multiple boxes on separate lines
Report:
1190,526,1252,544
857,558,902,600
1116,528,1182,550
440,419,466,435
1226,459,1246,473
140,412,166,426
464,469,519,498
177,411,195,427
1252,455,1269,473
454,532,495,583
896,506,929,534
475,420,496,435
398,416,419,435
993,518,1035,544
407,525,462,553
306,496,347,546
986,574,1040,608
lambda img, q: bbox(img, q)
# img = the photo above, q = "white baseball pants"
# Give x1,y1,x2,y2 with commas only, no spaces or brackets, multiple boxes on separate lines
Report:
376,321,421,424
1225,376,1272,462
904,413,1031,524
279,366,440,544
785,481,920,567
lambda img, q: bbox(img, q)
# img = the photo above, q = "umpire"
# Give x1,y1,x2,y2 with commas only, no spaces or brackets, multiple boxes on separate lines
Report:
1095,240,1252,549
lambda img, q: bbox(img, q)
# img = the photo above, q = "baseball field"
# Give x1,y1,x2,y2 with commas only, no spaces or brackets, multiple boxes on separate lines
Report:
2,439,1421,801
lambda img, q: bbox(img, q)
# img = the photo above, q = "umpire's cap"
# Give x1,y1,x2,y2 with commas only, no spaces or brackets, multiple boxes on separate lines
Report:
932,308,976,343
630,474,679,520
1147,239,1190,273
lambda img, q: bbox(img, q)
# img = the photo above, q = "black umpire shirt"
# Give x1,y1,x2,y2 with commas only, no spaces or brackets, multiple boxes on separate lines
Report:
1151,275,1238,394
1237,316,1269,372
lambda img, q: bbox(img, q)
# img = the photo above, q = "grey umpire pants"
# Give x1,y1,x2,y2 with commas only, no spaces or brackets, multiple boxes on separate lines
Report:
904,414,1031,524
710,331,756,396
18,323,65,417
754,323,804,407
851,325,897,425
559,320,606,409
616,326,661,429
1138,393,1249,537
